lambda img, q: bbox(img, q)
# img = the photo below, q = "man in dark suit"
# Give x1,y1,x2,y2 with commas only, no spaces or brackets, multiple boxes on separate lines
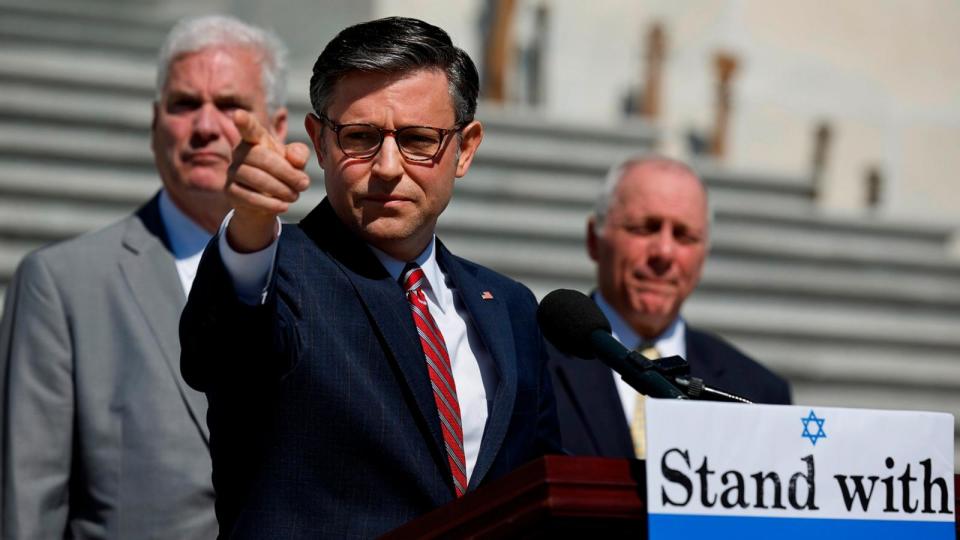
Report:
0,15,289,539
548,155,790,459
180,17,560,538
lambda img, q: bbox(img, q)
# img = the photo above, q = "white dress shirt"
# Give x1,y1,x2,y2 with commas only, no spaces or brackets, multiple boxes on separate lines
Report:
216,211,497,482
593,293,687,425
158,190,214,296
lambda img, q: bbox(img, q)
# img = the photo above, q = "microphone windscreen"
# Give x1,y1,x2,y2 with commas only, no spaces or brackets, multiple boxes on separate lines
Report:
536,289,612,359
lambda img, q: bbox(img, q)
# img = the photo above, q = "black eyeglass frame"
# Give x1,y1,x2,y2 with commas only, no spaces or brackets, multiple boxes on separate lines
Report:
314,112,464,162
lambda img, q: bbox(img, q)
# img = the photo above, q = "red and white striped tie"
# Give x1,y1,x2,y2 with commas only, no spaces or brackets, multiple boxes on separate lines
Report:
401,264,467,497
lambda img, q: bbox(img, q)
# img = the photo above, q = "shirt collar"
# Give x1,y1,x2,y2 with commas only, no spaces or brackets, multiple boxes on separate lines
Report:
158,189,213,260
368,236,447,314
593,291,686,357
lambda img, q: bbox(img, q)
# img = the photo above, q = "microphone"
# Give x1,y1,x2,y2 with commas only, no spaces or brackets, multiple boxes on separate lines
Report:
537,289,687,400
538,289,753,404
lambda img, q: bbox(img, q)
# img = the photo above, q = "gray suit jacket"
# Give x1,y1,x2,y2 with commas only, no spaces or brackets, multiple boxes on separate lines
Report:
0,194,216,539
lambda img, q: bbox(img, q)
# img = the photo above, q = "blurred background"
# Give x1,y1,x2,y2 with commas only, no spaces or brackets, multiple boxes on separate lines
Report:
1,0,959,459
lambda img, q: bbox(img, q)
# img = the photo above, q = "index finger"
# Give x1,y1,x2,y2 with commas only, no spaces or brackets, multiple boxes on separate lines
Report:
233,110,284,154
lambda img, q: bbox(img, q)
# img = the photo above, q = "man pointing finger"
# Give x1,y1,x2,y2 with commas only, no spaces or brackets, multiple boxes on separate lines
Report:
180,16,560,538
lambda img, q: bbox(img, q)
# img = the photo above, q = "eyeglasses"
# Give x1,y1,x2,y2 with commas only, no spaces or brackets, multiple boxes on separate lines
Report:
316,113,462,162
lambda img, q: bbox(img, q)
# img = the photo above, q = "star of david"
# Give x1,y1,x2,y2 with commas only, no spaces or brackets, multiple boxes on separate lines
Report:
801,410,827,446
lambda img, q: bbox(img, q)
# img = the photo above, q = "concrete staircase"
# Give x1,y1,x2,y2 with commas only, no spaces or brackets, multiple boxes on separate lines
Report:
2,0,960,462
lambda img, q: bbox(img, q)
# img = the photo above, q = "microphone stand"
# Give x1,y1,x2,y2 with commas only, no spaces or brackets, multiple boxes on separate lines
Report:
627,352,753,404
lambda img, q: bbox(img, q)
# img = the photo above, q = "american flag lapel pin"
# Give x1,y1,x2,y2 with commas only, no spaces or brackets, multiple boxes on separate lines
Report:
481,291,494,300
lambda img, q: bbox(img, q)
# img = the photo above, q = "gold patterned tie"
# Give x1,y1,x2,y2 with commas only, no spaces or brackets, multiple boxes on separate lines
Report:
630,345,661,459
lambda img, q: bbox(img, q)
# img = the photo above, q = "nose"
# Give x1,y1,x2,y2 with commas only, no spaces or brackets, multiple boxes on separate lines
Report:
191,103,223,145
371,133,404,182
647,226,675,275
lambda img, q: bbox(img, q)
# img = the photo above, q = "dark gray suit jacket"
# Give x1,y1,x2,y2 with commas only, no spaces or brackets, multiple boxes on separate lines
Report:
0,194,216,539
548,325,792,457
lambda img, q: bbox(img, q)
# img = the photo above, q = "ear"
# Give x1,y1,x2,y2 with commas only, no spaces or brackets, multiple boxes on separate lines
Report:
304,113,326,166
149,102,160,152
269,106,289,143
150,102,159,132
454,120,483,178
586,216,600,262
303,116,325,167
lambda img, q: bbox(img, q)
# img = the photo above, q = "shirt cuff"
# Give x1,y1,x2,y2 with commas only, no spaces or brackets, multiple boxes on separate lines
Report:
217,210,281,305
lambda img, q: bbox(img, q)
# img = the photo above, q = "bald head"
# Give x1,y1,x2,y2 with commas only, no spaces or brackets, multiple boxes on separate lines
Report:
593,155,707,231
587,155,709,339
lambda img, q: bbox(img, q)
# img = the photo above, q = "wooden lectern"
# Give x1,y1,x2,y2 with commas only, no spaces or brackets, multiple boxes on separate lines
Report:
385,456,960,539
382,456,646,539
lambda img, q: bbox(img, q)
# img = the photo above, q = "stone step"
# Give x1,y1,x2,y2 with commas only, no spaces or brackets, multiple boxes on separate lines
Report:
8,200,946,293
456,169,952,253
0,80,152,131
725,334,960,463
0,123,816,228
440,236,960,306
5,184,958,317
439,241,960,327
734,338,960,390
0,150,947,267
0,57,662,156
0,49,820,217
0,153,816,224
0,122,152,170
441,199,952,262
0,86,666,178
0,0,183,27
0,47,154,99
2,160,955,285
4,218,957,358
459,164,815,215
6,57,936,257
684,299,960,358
0,11,165,59
0,237,35,279
0,161,157,204
0,199,130,245
701,259,960,309
693,295,958,346
0,98,942,257
0,0,211,60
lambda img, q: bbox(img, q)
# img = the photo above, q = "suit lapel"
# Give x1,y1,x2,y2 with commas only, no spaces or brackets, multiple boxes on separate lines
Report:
299,201,448,474
346,263,449,465
685,327,725,383
553,351,634,458
119,195,209,445
435,243,517,490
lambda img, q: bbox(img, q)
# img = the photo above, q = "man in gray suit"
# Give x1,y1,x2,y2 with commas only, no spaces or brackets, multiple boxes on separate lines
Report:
0,15,289,539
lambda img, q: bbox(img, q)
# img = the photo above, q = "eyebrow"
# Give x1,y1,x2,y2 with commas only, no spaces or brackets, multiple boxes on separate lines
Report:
213,93,251,105
164,89,251,106
164,88,196,99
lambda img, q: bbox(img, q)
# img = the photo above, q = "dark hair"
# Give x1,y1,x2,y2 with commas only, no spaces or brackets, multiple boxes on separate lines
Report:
309,17,479,125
